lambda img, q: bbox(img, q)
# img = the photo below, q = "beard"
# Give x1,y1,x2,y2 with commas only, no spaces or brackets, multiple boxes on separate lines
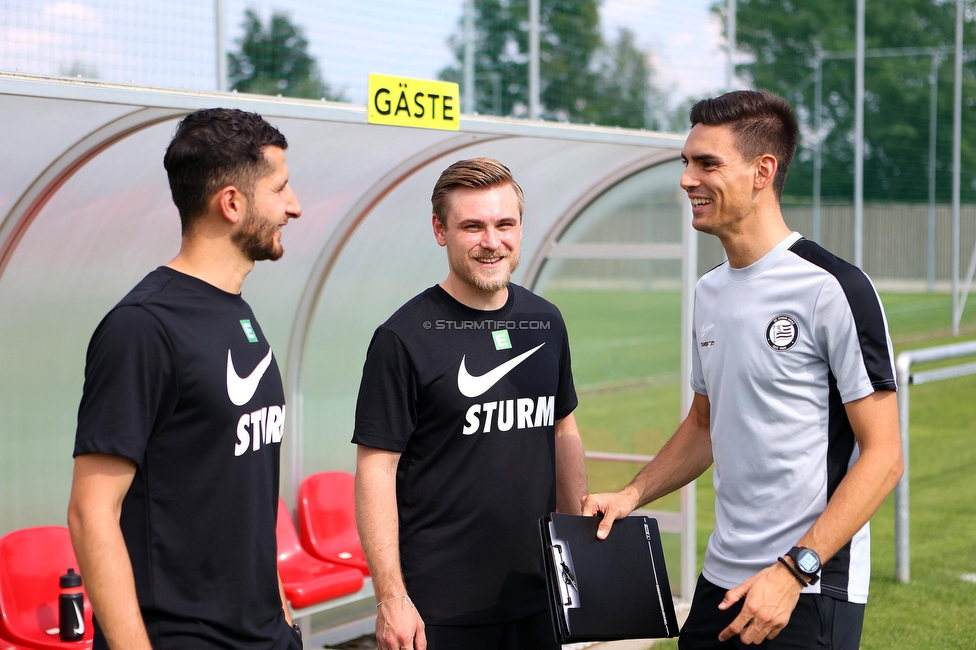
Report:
232,205,282,262
447,246,521,293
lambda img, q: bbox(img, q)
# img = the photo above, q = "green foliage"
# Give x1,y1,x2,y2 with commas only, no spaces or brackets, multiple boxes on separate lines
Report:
439,0,667,128
716,0,976,202
228,9,345,101
585,27,669,130
534,0,602,121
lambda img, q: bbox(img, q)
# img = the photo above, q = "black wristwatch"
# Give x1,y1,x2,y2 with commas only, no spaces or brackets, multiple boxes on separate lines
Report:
786,546,821,585
292,623,303,639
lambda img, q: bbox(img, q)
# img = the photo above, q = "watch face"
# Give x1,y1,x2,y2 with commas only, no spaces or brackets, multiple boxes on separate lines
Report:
797,550,819,574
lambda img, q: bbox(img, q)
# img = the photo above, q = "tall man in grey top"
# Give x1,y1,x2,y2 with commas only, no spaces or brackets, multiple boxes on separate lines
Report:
353,158,588,650
582,91,903,648
69,108,303,649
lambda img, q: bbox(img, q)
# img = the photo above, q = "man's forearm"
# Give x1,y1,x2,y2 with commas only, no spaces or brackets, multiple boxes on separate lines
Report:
355,446,427,650
796,391,903,563
555,414,587,515
68,504,151,650
68,454,151,650
355,450,408,600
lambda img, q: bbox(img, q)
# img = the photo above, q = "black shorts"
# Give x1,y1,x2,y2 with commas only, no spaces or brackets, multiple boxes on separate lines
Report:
679,575,865,650
424,609,558,650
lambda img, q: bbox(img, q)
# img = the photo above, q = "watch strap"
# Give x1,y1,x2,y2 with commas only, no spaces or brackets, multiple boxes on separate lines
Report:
777,556,810,588
786,546,821,585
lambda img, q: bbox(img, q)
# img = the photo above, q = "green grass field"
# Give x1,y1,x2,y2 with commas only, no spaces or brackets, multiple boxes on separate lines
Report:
543,289,976,649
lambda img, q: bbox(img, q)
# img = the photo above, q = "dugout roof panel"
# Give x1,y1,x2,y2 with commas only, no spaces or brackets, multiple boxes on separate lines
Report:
0,74,684,533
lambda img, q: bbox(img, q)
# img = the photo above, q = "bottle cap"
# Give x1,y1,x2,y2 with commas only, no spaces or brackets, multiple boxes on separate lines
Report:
60,567,83,588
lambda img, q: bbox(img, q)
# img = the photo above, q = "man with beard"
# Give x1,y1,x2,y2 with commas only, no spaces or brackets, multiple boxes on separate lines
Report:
353,157,587,650
68,108,303,650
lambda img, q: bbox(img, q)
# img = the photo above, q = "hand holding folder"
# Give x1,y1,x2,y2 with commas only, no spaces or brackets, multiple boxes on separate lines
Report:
539,513,679,643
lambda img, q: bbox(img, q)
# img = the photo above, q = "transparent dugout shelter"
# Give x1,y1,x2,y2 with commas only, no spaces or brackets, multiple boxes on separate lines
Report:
0,73,714,598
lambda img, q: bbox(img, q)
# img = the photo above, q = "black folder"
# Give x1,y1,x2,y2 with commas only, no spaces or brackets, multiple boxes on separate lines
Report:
539,513,679,643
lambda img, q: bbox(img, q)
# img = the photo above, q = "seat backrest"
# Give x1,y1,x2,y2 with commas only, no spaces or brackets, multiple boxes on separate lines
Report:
298,471,358,550
0,526,93,645
275,498,303,560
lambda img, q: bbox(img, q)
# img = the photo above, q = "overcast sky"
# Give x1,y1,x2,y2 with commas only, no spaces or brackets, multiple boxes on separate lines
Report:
1,0,731,111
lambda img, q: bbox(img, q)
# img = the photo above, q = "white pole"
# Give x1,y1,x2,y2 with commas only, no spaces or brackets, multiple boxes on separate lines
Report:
529,0,541,120
464,0,475,114
680,196,698,601
215,0,227,92
894,353,911,583
726,0,736,91
814,52,823,244
928,54,940,293
854,0,865,269
953,0,963,335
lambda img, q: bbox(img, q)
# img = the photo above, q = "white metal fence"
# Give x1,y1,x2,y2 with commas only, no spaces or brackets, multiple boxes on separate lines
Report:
893,339,976,583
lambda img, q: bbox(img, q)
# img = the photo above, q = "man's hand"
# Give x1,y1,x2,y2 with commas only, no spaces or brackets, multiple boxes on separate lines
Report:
717,561,804,644
375,596,426,650
580,485,641,540
356,445,425,650
581,393,713,541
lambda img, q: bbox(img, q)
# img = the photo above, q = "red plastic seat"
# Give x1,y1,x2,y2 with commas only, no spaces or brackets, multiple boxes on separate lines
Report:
0,640,31,650
0,639,32,650
298,472,370,576
0,526,93,649
276,499,363,610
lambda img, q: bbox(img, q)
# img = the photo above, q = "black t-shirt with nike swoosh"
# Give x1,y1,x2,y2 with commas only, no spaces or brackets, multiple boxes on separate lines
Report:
352,284,577,625
75,267,295,650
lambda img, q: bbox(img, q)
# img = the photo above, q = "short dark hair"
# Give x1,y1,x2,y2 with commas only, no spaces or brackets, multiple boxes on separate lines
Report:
163,108,288,233
431,157,524,226
689,90,798,198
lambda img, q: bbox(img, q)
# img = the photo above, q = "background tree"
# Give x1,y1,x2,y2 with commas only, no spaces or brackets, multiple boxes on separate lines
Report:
228,9,346,101
584,27,668,130
716,0,976,202
440,0,526,116
439,0,668,128
531,0,601,121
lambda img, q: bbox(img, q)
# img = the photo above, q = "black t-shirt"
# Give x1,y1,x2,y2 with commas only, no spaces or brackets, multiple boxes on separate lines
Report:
74,267,293,650
352,284,578,625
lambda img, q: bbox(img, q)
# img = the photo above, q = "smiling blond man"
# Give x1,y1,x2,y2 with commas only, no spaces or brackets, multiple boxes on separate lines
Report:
353,158,587,650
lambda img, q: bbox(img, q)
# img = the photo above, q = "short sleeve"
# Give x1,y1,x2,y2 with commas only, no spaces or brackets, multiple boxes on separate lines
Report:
74,305,176,464
691,294,707,397
554,316,578,420
815,275,896,404
351,327,418,452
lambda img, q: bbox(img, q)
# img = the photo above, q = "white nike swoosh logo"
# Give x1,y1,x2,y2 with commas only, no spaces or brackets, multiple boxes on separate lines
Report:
701,323,714,338
72,599,85,635
457,343,545,398
226,348,274,406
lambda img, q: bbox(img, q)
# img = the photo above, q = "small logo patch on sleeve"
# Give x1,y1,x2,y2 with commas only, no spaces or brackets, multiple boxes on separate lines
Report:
240,319,259,343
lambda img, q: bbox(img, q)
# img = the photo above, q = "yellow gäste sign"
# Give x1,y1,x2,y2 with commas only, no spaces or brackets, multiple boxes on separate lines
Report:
367,73,460,131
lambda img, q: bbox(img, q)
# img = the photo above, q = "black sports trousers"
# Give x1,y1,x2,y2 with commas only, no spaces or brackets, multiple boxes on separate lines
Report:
678,575,864,650
424,609,558,650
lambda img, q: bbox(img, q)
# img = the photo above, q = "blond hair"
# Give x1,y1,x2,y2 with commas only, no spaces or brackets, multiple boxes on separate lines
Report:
431,157,524,226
